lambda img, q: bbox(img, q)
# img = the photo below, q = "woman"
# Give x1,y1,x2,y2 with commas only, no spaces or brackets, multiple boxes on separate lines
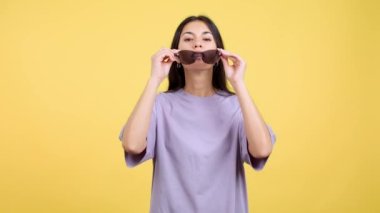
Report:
118,15,277,213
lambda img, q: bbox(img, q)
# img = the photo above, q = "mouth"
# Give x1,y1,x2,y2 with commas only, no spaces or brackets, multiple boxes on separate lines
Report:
193,53,202,57
193,53,203,61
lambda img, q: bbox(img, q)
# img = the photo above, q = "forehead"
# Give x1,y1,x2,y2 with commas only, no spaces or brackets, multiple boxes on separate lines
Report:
181,21,212,36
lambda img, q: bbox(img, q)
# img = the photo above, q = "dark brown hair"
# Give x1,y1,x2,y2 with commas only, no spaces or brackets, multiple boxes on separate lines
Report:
164,15,235,96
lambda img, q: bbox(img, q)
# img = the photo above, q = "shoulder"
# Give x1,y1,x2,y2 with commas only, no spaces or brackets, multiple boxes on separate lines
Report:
217,90,240,108
153,90,178,109
156,90,177,102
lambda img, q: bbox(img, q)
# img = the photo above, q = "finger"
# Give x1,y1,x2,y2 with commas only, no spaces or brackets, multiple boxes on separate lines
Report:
230,54,244,64
166,51,178,63
170,49,180,63
219,52,236,66
220,55,230,68
161,51,178,63
155,47,169,58
218,48,243,61
219,51,244,66
228,53,244,65
229,56,240,65
217,48,233,57
161,55,176,63
159,47,168,52
162,56,171,63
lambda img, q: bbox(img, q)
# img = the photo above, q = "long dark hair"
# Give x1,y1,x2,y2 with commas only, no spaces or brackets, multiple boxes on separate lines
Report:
164,15,235,96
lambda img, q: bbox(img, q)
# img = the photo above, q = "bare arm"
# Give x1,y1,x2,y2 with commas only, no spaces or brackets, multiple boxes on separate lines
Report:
218,48,273,158
120,78,160,154
233,81,273,158
120,48,179,154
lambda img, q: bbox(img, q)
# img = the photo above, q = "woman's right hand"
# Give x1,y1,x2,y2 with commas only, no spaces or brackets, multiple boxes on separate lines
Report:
150,48,179,83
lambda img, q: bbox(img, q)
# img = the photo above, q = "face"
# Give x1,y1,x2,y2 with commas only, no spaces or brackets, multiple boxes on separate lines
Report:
177,21,217,69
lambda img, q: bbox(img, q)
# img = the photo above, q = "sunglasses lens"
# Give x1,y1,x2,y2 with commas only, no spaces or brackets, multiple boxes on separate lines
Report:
177,49,220,65
202,49,220,64
178,50,195,64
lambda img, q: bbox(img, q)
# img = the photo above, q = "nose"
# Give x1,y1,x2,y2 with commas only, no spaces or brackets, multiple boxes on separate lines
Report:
193,40,202,49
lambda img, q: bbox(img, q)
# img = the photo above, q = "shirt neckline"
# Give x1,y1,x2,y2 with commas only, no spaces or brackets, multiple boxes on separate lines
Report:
178,88,220,101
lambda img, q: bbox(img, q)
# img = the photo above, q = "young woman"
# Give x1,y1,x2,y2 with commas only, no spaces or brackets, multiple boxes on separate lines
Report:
118,15,277,213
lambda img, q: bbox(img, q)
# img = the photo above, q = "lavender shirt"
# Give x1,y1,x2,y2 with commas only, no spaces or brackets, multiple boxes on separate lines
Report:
118,88,277,213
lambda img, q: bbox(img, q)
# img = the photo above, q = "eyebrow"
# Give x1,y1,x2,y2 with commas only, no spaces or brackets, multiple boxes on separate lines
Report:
181,31,212,36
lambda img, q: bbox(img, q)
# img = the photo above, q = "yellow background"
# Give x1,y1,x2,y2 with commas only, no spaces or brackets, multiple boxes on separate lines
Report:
1,0,379,212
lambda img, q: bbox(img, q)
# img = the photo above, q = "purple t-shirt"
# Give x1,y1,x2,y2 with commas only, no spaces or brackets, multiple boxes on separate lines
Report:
118,88,277,213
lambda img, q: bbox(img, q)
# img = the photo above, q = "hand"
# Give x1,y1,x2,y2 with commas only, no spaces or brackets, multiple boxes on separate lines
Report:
217,48,246,85
150,48,180,83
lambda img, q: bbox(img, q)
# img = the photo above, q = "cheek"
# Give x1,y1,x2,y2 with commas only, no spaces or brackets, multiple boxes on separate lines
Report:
201,40,217,49
178,41,190,49
210,41,217,48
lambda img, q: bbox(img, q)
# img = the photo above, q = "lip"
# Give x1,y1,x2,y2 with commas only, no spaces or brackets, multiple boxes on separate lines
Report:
193,53,202,60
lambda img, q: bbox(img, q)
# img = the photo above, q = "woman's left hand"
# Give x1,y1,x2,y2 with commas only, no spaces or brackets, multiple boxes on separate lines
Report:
217,48,246,85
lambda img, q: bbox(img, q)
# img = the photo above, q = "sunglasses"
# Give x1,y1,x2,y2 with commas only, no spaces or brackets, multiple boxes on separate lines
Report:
175,49,221,65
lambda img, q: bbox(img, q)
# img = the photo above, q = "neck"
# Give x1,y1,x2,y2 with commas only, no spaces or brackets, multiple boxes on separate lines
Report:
183,68,215,97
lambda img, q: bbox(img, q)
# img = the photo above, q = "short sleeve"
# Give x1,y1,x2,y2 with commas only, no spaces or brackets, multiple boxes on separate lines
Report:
237,112,277,171
118,97,158,168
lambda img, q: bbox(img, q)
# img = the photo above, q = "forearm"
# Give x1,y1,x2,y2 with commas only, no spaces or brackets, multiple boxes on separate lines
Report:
121,78,161,154
232,80,273,158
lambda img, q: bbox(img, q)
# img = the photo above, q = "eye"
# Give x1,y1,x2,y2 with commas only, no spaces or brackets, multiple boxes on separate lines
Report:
184,38,193,42
203,38,212,41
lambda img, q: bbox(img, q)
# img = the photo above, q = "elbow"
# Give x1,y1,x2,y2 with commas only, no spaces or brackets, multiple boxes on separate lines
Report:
122,137,147,155
252,150,272,159
256,132,275,158
259,142,274,158
248,141,273,158
259,149,273,158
